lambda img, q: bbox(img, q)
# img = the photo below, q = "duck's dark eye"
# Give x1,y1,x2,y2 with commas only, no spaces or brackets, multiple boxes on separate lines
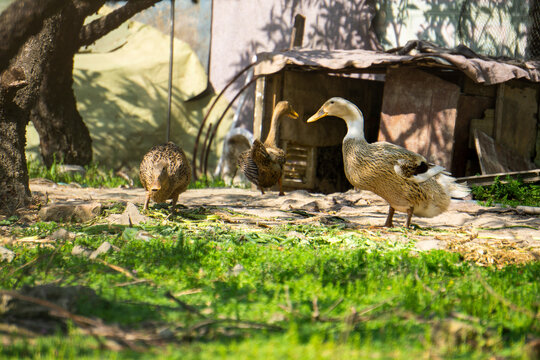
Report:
329,100,334,104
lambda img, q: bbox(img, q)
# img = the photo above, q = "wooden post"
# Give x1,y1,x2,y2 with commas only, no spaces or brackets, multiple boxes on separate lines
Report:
289,14,305,49
253,76,266,141
494,83,505,142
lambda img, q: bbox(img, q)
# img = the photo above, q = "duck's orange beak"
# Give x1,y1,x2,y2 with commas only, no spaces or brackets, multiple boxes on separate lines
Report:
306,107,327,123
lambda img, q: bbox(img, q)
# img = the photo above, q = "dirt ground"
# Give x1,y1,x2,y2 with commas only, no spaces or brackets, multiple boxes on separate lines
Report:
23,179,540,267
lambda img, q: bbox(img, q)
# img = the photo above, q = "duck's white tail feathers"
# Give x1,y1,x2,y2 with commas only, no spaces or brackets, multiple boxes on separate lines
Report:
436,173,471,199
411,165,446,183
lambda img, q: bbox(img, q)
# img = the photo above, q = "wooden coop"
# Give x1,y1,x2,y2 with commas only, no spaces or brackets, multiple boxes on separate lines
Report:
253,47,540,193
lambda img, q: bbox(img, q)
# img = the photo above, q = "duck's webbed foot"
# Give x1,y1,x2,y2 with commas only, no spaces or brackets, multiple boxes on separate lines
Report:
383,206,395,227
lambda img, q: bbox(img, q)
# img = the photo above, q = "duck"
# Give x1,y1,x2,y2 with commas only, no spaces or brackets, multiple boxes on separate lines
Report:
307,97,470,228
237,101,298,195
139,142,191,210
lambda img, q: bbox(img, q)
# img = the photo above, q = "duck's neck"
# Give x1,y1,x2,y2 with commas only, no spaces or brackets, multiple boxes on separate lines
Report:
264,110,284,147
342,105,366,141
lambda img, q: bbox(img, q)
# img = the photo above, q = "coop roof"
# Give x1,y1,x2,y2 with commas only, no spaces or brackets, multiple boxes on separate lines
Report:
254,45,540,85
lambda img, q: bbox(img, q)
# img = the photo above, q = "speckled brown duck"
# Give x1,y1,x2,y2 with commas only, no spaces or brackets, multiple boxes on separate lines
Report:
307,97,470,228
139,142,191,210
237,101,298,195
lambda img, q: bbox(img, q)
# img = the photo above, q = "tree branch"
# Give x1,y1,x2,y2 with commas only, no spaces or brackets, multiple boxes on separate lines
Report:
0,0,65,73
73,0,106,17
78,0,162,47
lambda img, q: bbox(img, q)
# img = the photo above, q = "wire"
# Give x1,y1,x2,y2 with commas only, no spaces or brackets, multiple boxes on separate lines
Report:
166,0,175,143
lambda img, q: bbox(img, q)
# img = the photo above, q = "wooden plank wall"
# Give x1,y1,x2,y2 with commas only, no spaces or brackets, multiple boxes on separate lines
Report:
467,80,539,175
494,82,538,160
379,67,460,171
452,78,495,176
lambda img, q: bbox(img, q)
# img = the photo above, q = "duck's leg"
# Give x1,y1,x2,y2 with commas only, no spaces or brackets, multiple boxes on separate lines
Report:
230,167,238,186
170,192,180,212
259,187,265,195
384,206,395,227
405,208,413,228
143,192,151,210
278,177,285,196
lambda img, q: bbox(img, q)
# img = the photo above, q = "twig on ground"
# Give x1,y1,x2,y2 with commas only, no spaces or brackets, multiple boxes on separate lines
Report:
165,291,206,318
7,255,44,289
312,296,320,320
322,297,344,317
340,306,357,342
3,255,41,281
44,242,65,275
94,258,152,284
186,318,283,336
15,238,54,243
114,279,152,287
173,288,203,297
355,296,396,318
284,285,293,312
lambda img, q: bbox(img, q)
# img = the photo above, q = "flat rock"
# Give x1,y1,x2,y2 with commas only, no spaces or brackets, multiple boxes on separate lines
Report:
279,199,299,211
49,228,75,241
108,202,148,225
336,205,359,214
72,245,92,257
278,199,321,212
89,241,113,259
134,230,153,242
298,201,320,212
38,201,102,222
228,263,245,276
0,246,15,262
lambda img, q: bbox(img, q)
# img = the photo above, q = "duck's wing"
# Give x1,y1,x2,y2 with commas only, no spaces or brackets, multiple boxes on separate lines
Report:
237,148,260,186
377,142,446,183
250,139,273,167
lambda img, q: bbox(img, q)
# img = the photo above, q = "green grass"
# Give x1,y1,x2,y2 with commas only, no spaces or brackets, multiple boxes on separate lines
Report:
27,158,230,190
1,217,538,359
27,157,136,188
472,176,540,207
188,175,227,189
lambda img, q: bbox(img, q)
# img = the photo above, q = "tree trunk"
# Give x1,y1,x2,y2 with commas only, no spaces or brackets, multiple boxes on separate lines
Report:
30,5,93,167
0,80,31,214
0,0,65,73
0,4,63,214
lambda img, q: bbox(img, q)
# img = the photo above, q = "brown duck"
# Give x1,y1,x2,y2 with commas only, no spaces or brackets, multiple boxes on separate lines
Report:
237,101,298,195
139,142,191,210
307,97,470,228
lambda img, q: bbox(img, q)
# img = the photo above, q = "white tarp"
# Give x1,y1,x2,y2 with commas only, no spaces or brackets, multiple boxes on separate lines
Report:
27,20,233,171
